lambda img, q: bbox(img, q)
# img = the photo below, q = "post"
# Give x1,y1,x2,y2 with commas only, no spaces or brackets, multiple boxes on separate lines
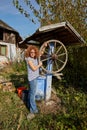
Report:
45,42,54,100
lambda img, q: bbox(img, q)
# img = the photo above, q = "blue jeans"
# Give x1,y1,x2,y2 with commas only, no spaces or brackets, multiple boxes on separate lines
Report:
27,78,38,113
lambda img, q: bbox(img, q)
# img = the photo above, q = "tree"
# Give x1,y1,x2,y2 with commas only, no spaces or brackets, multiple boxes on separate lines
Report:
13,0,87,41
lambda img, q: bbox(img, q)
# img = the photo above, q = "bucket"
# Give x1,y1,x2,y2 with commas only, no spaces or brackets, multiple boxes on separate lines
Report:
17,87,27,98
22,90,29,105
35,76,46,100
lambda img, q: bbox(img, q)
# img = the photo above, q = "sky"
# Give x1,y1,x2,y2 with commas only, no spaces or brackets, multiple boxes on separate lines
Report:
0,0,40,39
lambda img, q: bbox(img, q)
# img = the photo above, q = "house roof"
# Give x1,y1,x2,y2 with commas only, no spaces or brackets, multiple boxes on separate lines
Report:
0,19,22,45
0,20,18,32
20,21,85,48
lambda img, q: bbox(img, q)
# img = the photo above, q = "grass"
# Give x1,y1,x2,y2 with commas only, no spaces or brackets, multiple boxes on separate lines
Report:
0,62,87,130
0,91,29,130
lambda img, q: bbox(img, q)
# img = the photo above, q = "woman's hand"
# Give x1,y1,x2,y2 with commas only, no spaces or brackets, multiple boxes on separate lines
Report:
39,61,42,67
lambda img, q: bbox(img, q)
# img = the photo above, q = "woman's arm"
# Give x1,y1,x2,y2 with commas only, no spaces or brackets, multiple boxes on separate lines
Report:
28,60,42,71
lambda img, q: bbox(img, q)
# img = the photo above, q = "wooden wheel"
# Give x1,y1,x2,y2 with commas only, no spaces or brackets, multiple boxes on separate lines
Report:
39,40,68,74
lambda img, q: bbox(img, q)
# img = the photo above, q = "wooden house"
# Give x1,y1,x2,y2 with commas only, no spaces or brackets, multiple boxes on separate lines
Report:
0,20,22,66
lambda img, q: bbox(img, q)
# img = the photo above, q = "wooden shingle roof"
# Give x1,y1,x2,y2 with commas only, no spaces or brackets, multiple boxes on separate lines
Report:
0,20,17,32
20,21,85,48
0,19,22,45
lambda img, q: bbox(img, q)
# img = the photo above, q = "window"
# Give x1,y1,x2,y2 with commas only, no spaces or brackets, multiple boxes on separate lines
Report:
0,29,3,40
0,45,7,56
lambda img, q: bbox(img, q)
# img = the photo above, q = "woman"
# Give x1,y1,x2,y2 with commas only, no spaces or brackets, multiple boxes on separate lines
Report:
25,45,42,118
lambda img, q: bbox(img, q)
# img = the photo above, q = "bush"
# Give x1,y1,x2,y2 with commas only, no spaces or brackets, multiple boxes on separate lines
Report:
62,45,87,92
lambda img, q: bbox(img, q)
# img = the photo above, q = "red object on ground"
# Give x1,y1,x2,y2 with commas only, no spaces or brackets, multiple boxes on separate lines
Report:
17,87,27,98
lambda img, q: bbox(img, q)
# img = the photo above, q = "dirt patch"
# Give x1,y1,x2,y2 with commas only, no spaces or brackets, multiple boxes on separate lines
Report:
37,92,61,114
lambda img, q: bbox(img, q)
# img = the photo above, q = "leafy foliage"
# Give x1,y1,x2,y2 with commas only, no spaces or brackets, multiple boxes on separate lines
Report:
62,44,87,92
13,0,87,42
12,61,27,73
